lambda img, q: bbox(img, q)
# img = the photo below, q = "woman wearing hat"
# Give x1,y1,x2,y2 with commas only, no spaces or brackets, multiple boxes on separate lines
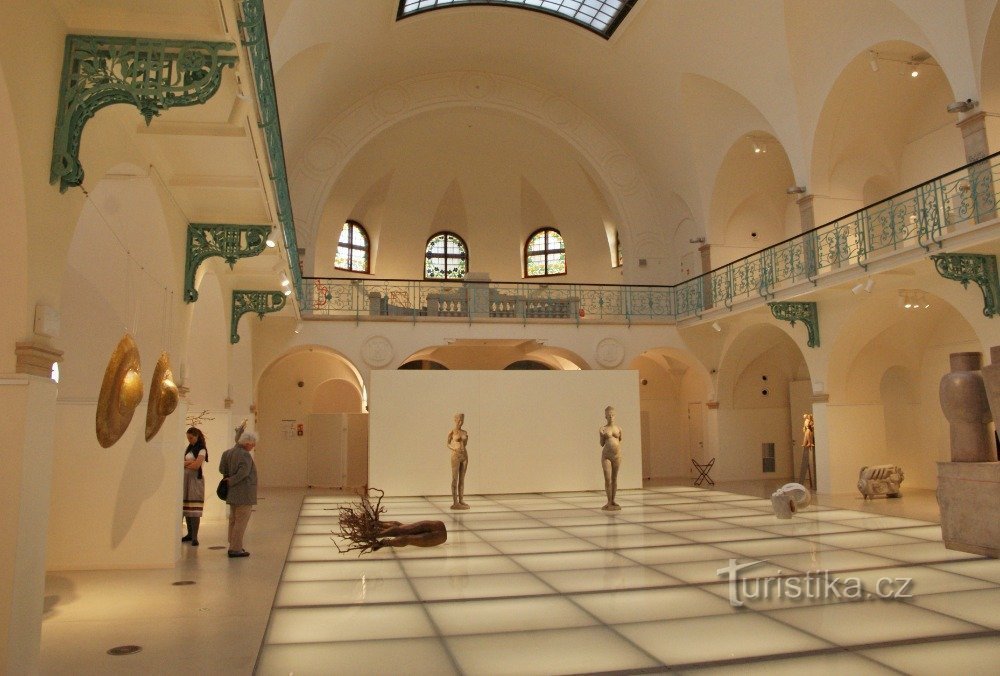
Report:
182,427,209,546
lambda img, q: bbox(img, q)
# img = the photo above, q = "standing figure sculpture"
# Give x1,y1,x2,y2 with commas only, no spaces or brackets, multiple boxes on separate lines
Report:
600,406,623,511
799,413,816,490
448,413,470,510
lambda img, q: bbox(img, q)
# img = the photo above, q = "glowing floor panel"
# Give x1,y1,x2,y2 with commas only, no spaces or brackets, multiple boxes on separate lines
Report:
256,488,1000,674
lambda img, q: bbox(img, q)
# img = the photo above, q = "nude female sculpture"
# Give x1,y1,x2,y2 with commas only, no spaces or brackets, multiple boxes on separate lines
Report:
448,413,470,510
600,406,623,511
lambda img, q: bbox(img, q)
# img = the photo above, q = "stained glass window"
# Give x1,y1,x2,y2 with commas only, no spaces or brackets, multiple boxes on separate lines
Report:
525,228,566,277
335,221,369,273
424,232,468,279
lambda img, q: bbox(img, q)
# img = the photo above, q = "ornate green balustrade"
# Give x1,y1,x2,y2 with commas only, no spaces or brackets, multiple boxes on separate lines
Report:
301,151,999,326
238,0,303,300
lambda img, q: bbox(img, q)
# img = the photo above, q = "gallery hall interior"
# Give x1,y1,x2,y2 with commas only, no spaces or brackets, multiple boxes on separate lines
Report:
2,0,1000,673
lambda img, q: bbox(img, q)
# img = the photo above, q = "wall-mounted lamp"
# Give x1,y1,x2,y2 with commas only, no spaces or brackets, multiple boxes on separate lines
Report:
689,237,706,244
947,98,978,114
712,321,722,332
786,186,807,194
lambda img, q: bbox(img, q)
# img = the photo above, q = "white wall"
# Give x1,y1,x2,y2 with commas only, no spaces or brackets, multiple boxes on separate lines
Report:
370,370,642,496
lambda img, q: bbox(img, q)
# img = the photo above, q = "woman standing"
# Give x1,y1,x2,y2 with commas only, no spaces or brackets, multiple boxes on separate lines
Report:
182,427,208,546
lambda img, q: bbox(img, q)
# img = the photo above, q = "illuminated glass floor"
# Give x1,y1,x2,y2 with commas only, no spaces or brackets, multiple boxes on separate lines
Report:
256,487,1000,675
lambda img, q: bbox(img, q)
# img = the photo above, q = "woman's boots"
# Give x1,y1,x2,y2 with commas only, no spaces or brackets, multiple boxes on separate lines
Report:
182,517,201,546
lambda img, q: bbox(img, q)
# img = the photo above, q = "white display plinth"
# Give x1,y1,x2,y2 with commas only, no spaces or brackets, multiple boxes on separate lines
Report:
370,370,642,496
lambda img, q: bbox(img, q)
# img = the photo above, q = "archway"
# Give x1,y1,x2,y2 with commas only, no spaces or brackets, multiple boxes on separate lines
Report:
716,324,811,484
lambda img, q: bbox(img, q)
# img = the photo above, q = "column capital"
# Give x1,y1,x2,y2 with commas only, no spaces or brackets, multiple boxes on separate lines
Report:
14,341,63,378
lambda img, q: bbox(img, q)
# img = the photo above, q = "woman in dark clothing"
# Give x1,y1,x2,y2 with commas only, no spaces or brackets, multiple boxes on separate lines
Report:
182,427,208,546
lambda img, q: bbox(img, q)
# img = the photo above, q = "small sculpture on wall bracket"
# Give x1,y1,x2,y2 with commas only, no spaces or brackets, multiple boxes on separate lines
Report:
333,488,447,555
600,405,623,511
448,413,470,510
857,465,904,499
771,482,811,519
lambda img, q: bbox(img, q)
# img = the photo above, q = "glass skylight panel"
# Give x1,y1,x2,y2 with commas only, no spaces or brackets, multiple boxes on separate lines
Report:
398,0,636,38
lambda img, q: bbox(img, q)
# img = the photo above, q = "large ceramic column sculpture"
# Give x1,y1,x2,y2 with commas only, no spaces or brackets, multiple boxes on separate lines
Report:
939,352,996,462
936,349,999,558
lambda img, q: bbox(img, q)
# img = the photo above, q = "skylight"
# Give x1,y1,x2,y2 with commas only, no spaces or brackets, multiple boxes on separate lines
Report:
398,0,638,39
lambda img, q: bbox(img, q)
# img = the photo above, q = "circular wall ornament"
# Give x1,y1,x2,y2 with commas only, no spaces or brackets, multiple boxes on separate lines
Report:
595,338,625,368
304,137,346,174
374,86,409,117
362,336,394,368
605,152,638,189
461,72,495,99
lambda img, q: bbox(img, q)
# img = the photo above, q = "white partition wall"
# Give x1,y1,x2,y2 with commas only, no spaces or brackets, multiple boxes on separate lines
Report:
370,370,642,496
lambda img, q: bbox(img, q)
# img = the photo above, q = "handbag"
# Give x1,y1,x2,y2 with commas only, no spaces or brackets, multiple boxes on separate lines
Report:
216,477,229,500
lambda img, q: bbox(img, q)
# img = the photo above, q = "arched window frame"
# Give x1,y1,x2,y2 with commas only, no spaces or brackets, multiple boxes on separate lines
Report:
334,220,370,273
525,227,567,278
424,231,469,280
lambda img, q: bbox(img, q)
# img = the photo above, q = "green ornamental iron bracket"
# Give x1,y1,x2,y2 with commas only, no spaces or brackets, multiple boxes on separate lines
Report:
185,224,272,303
768,301,820,348
930,253,1000,318
231,290,286,344
50,35,238,192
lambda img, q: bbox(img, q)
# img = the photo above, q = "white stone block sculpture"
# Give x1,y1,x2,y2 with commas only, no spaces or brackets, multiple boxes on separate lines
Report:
771,482,811,519
857,464,904,499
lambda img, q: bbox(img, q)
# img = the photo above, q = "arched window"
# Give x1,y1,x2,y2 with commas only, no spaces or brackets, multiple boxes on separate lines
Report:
424,232,468,279
335,220,370,273
525,228,566,277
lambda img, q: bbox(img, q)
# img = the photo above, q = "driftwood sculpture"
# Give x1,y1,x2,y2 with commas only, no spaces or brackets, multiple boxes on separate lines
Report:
334,487,447,555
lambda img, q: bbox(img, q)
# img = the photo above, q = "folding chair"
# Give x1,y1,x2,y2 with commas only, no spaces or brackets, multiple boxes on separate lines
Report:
692,457,715,487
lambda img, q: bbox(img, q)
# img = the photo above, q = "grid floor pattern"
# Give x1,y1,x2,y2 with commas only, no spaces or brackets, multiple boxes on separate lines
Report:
256,487,1000,675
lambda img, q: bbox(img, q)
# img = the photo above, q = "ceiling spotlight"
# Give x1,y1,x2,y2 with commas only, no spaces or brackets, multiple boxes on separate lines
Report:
293,322,302,334
280,272,290,287
712,321,722,332
852,282,865,295
282,287,292,296
786,186,806,194
947,98,977,113
910,64,919,78
864,278,875,293
869,51,879,72
265,237,276,248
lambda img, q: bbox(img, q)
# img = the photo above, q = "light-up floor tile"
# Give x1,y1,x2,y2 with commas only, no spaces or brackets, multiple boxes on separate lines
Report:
798,509,874,521
829,564,996,597
539,514,626,527
860,635,1000,675
386,541,500,558
282,559,405,582
617,544,732,565
836,516,936,530
446,626,660,675
400,555,524,578
474,527,574,542
681,527,777,544
491,537,599,555
883,525,943,541
802,530,925,549
445,518,540,531
767,549,900,572
292,533,354,548
617,613,830,667
757,521,863,536
410,572,553,601
512,549,636,571
571,586,733,624
765,600,983,646
933,558,1000,584
619,511,704,525
427,596,598,635
273,578,417,606
562,523,655,537
536,565,682,593
683,507,767,519
654,558,790,584
646,519,734,533
698,579,858,612
858,541,982,564
287,546,396,562
719,514,789,527
714,536,828,558
256,637,457,676
678,650,898,675
264,604,435,644
296,523,344,534
585,533,691,549
909,587,1000,629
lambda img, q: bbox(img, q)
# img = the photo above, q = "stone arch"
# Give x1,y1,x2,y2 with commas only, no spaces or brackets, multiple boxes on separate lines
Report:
981,5,1000,111
0,58,28,373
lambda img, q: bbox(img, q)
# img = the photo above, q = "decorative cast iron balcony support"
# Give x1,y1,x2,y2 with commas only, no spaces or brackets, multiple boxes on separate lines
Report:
768,301,820,348
50,35,238,192
185,224,272,302
930,253,1000,318
231,290,286,344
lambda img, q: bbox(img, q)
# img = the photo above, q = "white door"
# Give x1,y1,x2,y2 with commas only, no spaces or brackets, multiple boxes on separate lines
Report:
687,403,704,471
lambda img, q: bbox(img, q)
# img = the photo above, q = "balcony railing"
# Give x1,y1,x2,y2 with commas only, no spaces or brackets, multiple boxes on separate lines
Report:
301,151,999,323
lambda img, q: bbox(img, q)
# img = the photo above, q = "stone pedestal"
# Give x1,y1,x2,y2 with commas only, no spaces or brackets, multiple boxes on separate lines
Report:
939,352,995,462
937,461,1000,558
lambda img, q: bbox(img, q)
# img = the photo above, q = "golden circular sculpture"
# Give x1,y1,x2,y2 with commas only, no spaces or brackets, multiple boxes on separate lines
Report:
95,333,143,448
145,352,179,441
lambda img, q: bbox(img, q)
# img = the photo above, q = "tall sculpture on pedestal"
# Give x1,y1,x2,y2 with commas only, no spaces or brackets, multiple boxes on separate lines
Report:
600,406,623,511
937,349,999,558
448,413,470,510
